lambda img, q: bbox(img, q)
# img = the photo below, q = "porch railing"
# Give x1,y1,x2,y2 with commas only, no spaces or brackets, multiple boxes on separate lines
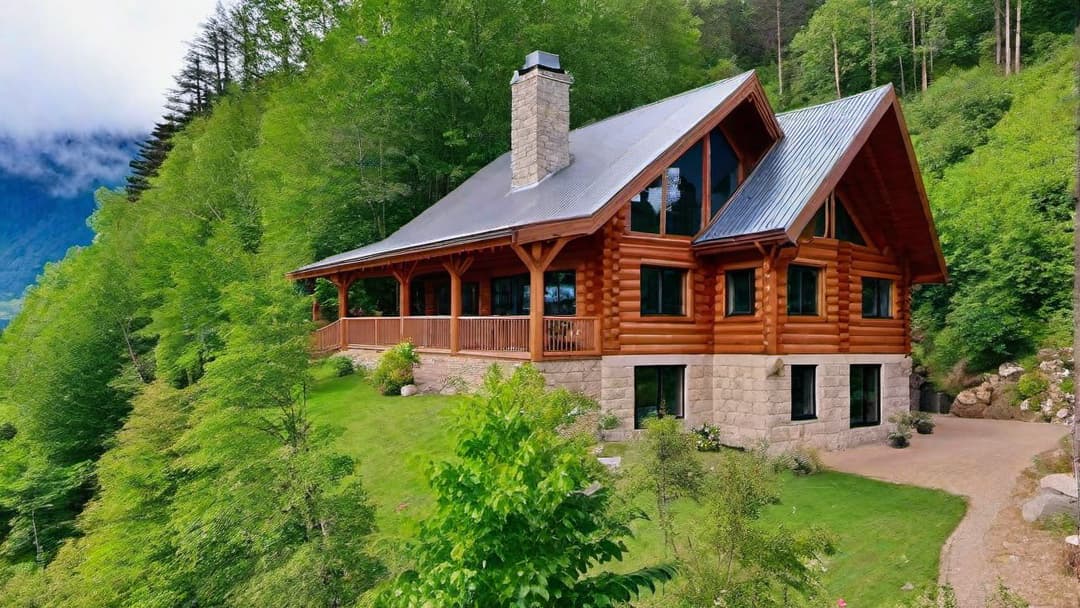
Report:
344,316,402,347
401,316,452,350
459,316,529,353
543,316,601,355
327,315,600,358
313,320,341,354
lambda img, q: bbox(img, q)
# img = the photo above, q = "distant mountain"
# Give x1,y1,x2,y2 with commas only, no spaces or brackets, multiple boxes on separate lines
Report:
0,132,140,328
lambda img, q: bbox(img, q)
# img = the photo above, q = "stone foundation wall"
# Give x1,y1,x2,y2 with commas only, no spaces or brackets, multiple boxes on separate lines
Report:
345,347,911,451
601,353,911,450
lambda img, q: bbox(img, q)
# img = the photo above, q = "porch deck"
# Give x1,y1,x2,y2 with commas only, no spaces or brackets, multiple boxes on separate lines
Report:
314,315,601,360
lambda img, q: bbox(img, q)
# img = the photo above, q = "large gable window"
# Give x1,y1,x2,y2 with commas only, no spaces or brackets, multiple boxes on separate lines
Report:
630,177,664,233
629,128,742,236
710,130,739,218
666,141,704,235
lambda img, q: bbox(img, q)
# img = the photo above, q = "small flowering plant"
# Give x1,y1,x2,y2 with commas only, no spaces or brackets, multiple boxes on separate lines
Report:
691,423,723,452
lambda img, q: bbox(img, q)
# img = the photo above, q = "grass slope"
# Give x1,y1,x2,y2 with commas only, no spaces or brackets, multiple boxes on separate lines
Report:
307,369,965,605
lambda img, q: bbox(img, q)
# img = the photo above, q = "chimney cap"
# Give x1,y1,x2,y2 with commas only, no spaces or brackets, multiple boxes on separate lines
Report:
521,50,563,74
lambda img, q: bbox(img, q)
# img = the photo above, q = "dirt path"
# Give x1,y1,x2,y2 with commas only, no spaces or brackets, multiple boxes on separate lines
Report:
822,416,1068,607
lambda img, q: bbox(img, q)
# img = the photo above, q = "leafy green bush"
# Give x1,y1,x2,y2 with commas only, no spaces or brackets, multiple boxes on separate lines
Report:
1060,378,1074,395
328,355,355,377
371,341,419,396
633,417,704,553
691,423,723,451
599,412,621,431
776,445,825,475
0,422,15,441
380,365,674,605
888,413,913,448
1016,371,1049,400
911,411,936,435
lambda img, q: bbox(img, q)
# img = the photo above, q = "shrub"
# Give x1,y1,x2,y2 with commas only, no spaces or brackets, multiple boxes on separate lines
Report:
380,365,674,605
776,445,824,476
691,423,723,452
633,417,704,553
328,355,355,377
0,422,15,441
888,413,913,448
1017,371,1050,400
371,341,419,396
912,411,936,435
1061,378,1075,395
598,412,620,431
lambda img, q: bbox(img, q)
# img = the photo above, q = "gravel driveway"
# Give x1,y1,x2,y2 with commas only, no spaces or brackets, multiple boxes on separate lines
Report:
822,415,1068,608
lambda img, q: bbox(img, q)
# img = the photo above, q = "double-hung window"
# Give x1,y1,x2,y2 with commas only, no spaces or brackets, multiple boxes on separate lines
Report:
641,266,686,316
725,268,755,316
787,265,820,316
850,364,881,427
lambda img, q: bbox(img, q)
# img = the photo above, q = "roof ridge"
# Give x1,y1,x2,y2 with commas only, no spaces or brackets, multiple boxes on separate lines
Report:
571,70,756,133
777,84,892,117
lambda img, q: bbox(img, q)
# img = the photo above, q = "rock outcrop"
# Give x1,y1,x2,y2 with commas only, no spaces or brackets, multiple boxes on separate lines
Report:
950,348,1074,424
1022,473,1080,524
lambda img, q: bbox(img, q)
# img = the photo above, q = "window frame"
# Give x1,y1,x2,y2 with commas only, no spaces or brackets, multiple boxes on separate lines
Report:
543,270,577,316
849,364,882,428
640,265,688,317
628,126,742,238
633,365,686,429
491,273,530,316
786,263,822,317
724,267,756,317
861,277,893,319
790,365,817,421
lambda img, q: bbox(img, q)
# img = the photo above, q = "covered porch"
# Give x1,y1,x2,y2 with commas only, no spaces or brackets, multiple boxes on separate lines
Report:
303,235,604,361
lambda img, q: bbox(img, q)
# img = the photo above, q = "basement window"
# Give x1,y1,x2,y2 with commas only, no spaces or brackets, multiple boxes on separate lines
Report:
791,365,817,421
634,365,685,428
850,364,882,427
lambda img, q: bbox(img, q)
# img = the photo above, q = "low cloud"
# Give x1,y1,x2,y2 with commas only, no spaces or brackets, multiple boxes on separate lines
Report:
0,1,219,137
0,133,139,198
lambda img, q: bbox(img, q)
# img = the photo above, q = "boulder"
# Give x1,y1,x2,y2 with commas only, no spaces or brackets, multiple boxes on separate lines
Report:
1038,348,1059,361
951,390,986,418
1021,489,1078,523
1040,474,1079,499
998,362,1025,382
1020,399,1031,411
597,457,622,471
400,384,419,397
974,384,993,404
1057,408,1071,420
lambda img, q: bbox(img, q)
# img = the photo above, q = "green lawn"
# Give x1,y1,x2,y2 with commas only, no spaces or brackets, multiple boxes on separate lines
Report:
307,368,966,606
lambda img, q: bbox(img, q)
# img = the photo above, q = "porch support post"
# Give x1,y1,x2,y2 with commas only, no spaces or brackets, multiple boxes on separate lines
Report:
512,238,570,362
442,256,474,354
311,298,321,322
391,263,417,340
332,273,354,351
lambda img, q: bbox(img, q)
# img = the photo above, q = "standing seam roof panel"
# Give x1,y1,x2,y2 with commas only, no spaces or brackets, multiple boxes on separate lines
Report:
694,86,891,243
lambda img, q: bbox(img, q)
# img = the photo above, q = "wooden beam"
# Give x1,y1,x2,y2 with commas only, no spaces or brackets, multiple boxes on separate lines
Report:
441,256,473,353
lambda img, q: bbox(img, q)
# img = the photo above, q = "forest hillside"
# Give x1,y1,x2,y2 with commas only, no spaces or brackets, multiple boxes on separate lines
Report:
0,0,1074,605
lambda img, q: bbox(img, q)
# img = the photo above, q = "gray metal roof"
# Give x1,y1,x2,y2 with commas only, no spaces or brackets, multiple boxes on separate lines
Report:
293,71,756,274
694,85,892,244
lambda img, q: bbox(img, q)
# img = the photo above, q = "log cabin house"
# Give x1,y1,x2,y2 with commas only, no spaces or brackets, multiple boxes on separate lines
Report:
288,51,947,450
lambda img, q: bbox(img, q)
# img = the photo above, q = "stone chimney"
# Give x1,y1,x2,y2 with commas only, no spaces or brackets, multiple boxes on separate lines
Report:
510,51,573,189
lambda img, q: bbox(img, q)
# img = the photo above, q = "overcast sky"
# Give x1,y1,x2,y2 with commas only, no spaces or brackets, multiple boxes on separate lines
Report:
0,1,221,138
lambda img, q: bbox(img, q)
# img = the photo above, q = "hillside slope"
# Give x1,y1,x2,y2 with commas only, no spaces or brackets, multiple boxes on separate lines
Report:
907,43,1076,378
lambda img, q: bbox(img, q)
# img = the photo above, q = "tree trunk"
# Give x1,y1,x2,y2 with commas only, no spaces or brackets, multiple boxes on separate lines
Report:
920,12,928,91
832,32,841,99
1005,0,1012,75
994,0,1002,66
1072,21,1080,547
899,55,906,96
1014,0,1022,73
869,0,877,87
911,5,918,93
776,0,783,99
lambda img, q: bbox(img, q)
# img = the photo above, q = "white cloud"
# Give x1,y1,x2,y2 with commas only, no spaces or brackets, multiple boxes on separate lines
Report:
0,134,137,197
0,0,221,137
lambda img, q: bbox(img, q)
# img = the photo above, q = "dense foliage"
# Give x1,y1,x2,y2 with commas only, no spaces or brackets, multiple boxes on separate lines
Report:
0,0,1074,603
380,366,674,606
